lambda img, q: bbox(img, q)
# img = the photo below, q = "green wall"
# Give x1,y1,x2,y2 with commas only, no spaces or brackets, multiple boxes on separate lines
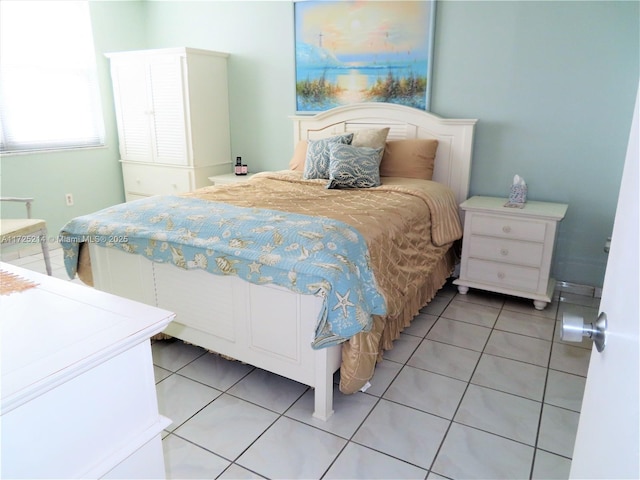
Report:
143,1,297,174
1,0,637,289
432,1,639,286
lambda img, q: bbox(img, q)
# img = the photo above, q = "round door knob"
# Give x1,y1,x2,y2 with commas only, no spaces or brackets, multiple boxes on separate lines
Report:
497,272,505,279
500,248,509,256
561,312,607,352
502,225,512,233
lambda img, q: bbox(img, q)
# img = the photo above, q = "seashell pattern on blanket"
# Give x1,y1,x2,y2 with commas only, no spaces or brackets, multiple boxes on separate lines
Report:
59,193,386,348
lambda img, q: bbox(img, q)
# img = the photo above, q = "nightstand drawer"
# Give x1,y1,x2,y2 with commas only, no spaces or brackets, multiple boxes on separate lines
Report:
466,258,540,292
468,236,544,267
470,213,547,242
122,163,192,196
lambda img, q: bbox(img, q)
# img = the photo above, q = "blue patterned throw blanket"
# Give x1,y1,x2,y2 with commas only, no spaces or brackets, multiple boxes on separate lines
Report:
60,195,386,348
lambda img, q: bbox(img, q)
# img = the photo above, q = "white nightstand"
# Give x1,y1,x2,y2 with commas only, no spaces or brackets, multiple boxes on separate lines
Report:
454,196,568,310
208,173,256,185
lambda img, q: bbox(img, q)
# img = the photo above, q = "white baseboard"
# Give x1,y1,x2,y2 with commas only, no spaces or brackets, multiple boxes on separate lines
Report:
555,280,600,298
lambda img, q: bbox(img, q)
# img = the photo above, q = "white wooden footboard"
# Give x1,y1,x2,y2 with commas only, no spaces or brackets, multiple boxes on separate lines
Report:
89,244,342,420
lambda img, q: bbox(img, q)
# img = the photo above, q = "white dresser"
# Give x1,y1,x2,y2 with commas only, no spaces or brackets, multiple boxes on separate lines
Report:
454,196,568,310
106,47,232,201
0,263,175,479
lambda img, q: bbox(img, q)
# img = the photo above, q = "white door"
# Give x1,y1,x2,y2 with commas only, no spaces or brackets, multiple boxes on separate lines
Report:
569,86,639,479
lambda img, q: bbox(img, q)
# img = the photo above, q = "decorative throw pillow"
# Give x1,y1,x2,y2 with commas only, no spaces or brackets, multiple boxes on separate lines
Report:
380,139,439,180
351,127,390,151
326,143,383,189
303,133,353,180
289,140,308,171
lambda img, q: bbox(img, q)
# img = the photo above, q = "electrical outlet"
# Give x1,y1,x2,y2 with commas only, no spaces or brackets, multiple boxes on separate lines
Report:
65,193,74,206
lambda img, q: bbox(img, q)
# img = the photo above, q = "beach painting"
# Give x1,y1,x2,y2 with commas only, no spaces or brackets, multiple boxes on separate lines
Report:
294,0,435,112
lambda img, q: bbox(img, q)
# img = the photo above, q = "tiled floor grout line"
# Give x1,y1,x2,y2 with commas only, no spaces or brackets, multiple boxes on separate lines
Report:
315,294,459,478
532,301,569,477
426,292,563,479
152,345,383,479
324,294,457,479
422,293,486,478
160,360,311,477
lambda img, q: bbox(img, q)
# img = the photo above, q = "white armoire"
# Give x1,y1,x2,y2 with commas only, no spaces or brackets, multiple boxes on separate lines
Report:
106,47,232,201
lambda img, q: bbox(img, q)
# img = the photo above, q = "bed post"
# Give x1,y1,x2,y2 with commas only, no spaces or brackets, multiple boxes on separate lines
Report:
312,347,335,420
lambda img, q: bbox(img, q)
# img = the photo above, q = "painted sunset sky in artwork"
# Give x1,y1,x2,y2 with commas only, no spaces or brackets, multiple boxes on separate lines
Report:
294,1,433,112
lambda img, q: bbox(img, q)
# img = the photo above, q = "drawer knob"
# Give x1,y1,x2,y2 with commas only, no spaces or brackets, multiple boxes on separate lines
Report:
497,272,506,280
502,225,512,234
500,248,509,256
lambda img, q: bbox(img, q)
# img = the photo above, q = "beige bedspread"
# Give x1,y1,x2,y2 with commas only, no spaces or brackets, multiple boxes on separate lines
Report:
77,170,462,393
183,171,462,393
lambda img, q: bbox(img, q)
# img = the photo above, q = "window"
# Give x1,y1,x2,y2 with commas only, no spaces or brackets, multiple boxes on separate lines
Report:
0,1,105,153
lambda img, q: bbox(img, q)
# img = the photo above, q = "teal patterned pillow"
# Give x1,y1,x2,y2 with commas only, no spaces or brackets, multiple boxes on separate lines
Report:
327,143,384,189
303,133,353,180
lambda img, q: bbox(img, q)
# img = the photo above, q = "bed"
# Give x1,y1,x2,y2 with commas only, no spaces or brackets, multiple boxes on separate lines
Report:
61,103,477,420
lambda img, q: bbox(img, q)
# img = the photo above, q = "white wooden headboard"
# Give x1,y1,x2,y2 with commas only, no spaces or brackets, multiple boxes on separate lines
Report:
291,103,477,205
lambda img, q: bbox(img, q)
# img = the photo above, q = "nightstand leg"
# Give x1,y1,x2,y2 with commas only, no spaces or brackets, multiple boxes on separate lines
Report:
457,285,469,295
533,300,547,310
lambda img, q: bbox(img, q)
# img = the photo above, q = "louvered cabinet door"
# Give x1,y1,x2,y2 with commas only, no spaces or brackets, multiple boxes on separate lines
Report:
110,59,154,162
147,54,189,166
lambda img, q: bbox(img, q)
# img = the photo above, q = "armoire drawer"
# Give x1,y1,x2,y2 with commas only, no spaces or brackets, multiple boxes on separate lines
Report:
467,235,545,267
122,163,192,196
469,213,547,242
466,258,541,292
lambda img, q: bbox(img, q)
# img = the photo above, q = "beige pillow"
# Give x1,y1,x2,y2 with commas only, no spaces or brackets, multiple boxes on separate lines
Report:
289,129,390,171
380,139,439,180
288,140,308,171
351,127,390,150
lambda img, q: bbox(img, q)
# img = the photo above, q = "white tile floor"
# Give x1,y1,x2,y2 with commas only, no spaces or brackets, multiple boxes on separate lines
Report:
4,246,598,479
